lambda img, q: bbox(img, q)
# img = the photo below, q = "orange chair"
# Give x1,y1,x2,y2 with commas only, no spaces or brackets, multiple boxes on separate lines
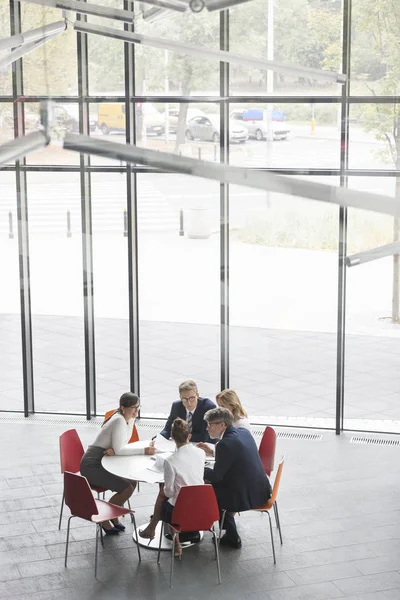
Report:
58,429,107,530
157,485,222,588
253,456,284,564
63,471,141,577
104,409,139,444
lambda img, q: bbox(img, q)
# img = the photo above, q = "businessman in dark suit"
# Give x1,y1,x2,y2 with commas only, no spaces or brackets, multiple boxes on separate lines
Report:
201,407,272,548
159,380,216,443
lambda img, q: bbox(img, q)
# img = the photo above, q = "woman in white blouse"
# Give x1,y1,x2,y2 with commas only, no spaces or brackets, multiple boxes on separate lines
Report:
139,418,205,555
80,392,155,534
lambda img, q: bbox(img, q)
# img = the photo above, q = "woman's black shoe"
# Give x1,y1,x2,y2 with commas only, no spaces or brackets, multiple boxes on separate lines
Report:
101,525,120,535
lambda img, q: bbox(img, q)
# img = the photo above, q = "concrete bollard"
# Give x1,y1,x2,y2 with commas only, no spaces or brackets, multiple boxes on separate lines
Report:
66,210,72,238
8,212,14,239
123,209,128,237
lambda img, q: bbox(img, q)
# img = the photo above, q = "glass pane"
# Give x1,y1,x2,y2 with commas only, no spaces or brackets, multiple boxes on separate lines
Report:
21,5,78,95
28,172,86,414
87,11,125,96
134,11,219,95
91,174,130,416
24,102,80,166
93,100,221,166
351,0,400,96
229,0,342,97
137,173,220,414
229,177,339,428
0,172,24,411
344,177,400,433
0,6,12,95
0,103,14,155
229,102,341,168
349,103,400,171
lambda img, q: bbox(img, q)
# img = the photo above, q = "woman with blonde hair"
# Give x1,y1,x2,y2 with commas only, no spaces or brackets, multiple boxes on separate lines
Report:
216,389,251,431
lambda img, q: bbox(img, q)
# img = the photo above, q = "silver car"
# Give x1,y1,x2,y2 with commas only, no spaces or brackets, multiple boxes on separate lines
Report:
230,109,290,141
185,115,248,143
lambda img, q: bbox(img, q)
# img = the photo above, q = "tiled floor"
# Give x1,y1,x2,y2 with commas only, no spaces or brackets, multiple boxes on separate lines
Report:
0,417,399,600
1,315,400,431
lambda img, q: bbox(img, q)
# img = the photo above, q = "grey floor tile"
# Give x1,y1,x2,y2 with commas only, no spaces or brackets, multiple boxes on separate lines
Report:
333,572,400,595
286,562,362,585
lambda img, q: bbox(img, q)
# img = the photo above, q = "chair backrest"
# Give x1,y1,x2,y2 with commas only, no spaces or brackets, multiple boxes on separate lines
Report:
270,457,284,504
171,485,220,532
104,409,139,443
59,429,85,474
258,426,276,477
64,471,99,522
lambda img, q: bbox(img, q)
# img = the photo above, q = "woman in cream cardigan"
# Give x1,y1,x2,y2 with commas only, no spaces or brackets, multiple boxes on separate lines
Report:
80,392,155,534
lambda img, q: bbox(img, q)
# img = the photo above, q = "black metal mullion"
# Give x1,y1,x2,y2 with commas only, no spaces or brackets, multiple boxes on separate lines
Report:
336,0,352,435
219,10,229,391
10,0,35,417
77,15,96,419
124,1,140,403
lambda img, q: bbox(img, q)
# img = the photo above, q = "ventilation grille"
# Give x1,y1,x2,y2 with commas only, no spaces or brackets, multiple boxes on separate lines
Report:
351,436,400,446
251,429,322,441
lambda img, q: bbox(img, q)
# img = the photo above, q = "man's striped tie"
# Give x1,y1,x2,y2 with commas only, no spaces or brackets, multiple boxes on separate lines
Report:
187,411,193,433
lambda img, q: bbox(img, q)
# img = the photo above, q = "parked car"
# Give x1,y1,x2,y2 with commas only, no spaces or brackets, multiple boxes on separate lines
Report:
53,105,97,133
166,107,207,133
230,108,290,141
98,103,165,136
185,115,248,143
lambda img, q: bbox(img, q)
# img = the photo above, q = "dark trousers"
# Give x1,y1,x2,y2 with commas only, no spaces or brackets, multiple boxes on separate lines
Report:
220,509,238,539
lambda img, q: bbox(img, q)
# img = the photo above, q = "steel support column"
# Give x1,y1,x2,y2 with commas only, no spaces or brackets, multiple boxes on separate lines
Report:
77,12,96,419
219,9,230,391
124,1,141,401
336,0,351,434
10,0,35,416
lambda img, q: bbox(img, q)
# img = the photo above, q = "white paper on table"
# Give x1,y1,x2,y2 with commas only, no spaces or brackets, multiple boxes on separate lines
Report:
153,434,176,453
147,452,172,473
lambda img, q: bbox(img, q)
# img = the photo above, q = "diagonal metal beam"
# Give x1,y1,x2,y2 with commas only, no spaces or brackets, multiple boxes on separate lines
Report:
0,20,67,52
346,242,400,267
0,21,67,70
73,21,346,84
0,131,50,167
63,133,400,217
20,0,185,18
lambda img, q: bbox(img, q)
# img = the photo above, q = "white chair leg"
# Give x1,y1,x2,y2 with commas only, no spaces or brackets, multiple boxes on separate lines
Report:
64,515,73,567
131,512,141,562
212,527,222,584
157,521,164,564
58,489,65,530
267,511,276,564
95,524,100,578
170,531,176,588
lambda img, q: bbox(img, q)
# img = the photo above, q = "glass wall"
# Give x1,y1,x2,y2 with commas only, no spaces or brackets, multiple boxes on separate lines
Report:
1,0,399,434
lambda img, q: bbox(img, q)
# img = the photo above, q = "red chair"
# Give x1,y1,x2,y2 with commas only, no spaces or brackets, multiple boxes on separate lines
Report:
63,471,141,577
258,426,276,477
258,426,279,532
58,429,106,530
157,485,222,588
252,457,284,564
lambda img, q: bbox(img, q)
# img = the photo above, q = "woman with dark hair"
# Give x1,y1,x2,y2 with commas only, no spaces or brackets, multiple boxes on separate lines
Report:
139,417,205,556
80,392,155,534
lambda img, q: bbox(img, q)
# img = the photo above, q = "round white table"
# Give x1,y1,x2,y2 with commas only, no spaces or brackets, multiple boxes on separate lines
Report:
101,440,204,551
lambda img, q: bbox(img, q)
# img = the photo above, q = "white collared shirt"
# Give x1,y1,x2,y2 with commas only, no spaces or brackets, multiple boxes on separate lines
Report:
163,443,205,505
